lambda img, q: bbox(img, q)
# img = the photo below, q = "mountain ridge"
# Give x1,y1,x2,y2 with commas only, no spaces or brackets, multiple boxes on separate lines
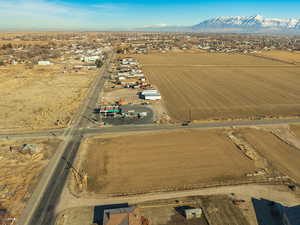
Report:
193,15,300,31
137,15,300,33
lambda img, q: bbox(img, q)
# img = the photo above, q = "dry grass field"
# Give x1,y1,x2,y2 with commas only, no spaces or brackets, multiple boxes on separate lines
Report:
240,128,300,183
0,40,51,46
257,50,300,64
136,53,300,121
0,65,95,132
0,138,61,218
81,129,256,195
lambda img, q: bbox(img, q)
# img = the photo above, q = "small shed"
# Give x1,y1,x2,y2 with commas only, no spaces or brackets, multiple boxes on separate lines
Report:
185,208,202,219
20,144,39,154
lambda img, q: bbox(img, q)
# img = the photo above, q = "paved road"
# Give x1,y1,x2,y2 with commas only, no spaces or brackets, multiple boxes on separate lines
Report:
2,118,300,140
0,130,65,140
18,51,114,225
82,117,300,135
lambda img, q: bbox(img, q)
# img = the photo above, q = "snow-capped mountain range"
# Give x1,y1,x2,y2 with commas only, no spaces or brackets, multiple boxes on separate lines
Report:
137,15,300,33
192,15,300,31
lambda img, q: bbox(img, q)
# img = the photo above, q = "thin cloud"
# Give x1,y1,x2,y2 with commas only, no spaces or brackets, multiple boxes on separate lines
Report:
143,24,169,28
91,3,126,10
0,0,118,30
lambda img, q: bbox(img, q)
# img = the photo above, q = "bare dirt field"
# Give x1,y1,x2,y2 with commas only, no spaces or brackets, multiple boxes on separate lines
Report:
79,129,257,196
54,206,94,225
0,65,95,132
136,53,286,66
290,125,300,139
139,200,210,225
256,50,300,64
240,128,300,183
102,87,140,105
0,138,61,219
135,53,300,121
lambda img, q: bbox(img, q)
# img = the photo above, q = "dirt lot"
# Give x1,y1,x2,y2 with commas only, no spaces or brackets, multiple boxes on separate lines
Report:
0,138,61,219
54,206,94,225
0,65,95,132
55,194,251,225
240,128,300,183
256,50,300,64
102,87,140,105
139,201,209,225
136,53,300,121
79,129,257,195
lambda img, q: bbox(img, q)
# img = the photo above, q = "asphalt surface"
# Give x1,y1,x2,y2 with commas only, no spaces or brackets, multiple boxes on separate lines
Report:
2,117,300,140
0,129,65,140
83,117,300,135
102,105,154,125
17,51,114,225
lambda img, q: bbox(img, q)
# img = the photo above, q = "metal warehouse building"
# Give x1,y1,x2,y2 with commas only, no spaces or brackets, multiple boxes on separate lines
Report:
140,89,161,100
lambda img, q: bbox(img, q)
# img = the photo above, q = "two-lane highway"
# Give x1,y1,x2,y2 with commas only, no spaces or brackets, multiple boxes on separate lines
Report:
18,51,115,225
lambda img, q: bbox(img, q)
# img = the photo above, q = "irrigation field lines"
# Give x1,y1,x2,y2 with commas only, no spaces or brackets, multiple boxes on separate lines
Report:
137,53,300,121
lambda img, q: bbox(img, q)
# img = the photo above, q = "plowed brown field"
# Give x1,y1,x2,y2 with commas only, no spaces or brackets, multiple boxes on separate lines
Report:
257,50,300,64
136,53,300,121
240,128,300,183
83,129,256,195
290,125,300,138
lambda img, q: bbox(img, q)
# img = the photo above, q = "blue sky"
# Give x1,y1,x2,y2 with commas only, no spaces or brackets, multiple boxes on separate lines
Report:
0,0,300,30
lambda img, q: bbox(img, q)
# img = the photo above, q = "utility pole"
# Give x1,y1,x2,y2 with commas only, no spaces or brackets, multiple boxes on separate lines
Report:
62,156,82,179
62,156,87,191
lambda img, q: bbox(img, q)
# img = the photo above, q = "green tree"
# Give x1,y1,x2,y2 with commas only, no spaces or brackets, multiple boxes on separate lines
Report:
95,59,103,68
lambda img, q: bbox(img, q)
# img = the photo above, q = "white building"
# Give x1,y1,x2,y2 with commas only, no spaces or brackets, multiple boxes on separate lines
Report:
144,93,161,100
38,61,52,65
81,56,100,62
118,72,130,77
141,89,161,100
141,89,158,95
185,208,202,219
118,76,126,80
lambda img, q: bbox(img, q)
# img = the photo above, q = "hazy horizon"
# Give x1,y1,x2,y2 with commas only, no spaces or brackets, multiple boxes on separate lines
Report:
0,0,300,30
